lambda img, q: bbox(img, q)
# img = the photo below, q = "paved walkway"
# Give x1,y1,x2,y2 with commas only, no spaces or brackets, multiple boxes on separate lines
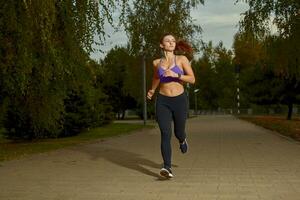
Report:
0,116,300,200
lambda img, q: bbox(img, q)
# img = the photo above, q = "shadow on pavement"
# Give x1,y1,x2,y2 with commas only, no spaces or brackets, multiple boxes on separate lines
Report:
77,146,163,179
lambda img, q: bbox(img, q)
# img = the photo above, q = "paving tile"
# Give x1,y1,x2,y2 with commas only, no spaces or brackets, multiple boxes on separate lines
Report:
1,116,300,200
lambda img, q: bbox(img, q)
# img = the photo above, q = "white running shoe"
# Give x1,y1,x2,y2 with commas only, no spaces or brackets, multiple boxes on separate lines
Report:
160,168,174,178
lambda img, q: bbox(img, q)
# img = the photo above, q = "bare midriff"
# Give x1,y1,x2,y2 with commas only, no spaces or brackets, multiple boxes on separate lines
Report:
159,82,184,97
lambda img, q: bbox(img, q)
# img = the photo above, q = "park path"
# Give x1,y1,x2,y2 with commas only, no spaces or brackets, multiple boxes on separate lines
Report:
0,115,300,200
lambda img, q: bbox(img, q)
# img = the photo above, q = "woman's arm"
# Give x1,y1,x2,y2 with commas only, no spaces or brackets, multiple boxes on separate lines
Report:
147,60,160,100
178,55,195,84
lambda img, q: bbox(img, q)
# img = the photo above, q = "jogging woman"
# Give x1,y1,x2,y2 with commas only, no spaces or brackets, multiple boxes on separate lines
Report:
147,33,195,178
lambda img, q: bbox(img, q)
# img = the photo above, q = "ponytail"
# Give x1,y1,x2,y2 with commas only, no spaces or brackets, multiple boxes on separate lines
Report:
175,40,193,55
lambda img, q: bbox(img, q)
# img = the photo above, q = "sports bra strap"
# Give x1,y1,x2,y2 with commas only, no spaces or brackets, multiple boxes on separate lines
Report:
160,56,177,67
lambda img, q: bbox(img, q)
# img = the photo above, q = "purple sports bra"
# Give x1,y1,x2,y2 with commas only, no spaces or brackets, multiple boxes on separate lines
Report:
158,56,184,83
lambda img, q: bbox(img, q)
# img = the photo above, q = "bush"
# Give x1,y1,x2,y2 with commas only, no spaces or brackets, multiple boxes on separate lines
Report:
3,97,63,140
62,87,113,137
2,86,113,140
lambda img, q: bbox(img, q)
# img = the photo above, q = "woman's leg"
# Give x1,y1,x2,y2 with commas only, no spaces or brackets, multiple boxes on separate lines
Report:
156,96,173,169
172,93,188,143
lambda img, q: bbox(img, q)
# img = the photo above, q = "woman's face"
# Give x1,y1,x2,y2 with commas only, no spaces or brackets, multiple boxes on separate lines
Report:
160,35,176,52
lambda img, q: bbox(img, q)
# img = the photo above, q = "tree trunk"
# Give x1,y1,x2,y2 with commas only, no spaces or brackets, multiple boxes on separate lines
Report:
287,103,293,120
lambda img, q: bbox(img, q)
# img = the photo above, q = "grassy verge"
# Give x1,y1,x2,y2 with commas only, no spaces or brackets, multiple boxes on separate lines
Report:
238,115,300,141
0,123,154,162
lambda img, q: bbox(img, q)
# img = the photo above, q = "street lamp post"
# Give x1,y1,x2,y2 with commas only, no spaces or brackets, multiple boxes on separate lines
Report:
142,38,147,125
235,65,240,115
194,89,199,115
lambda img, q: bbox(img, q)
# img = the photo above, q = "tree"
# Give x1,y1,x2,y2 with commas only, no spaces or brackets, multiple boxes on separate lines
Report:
122,0,204,57
192,41,235,112
232,32,267,109
213,43,236,110
0,0,128,139
100,47,137,119
235,0,300,119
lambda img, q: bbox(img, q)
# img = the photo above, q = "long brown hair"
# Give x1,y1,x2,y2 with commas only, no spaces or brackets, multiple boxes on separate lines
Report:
160,33,193,55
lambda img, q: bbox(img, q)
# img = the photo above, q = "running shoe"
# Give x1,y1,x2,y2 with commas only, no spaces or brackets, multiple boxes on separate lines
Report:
180,139,188,153
159,168,174,178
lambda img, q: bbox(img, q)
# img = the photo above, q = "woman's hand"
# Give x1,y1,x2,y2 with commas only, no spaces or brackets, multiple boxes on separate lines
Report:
163,69,178,78
147,89,155,100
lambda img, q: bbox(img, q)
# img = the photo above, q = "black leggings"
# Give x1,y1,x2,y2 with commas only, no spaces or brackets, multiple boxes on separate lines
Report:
155,92,188,169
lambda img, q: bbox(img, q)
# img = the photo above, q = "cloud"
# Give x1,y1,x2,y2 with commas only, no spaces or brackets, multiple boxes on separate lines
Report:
90,0,250,60
196,13,243,26
191,1,249,51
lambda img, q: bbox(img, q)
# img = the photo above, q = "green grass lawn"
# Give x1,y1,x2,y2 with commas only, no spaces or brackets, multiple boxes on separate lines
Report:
0,123,154,162
239,115,300,141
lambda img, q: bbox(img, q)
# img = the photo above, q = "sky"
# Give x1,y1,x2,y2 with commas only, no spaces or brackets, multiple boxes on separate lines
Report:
90,0,249,61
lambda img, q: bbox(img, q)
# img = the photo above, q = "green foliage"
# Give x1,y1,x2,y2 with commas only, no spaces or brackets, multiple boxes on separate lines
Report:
241,66,283,104
100,47,138,119
236,0,299,78
122,0,204,58
1,1,67,139
233,33,300,119
63,86,113,137
233,33,266,68
237,0,299,38
192,42,236,111
264,35,300,80
235,0,299,119
0,0,123,139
